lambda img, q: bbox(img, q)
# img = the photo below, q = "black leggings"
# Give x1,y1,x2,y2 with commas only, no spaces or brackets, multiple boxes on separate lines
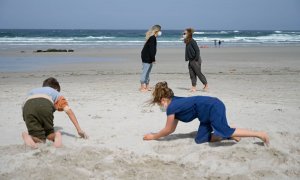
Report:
188,60,207,86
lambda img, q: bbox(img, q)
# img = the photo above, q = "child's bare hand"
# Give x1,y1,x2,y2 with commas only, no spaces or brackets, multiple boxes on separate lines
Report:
78,130,88,139
143,133,155,140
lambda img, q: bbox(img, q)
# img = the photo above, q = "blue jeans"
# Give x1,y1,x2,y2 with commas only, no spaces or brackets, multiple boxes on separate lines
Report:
140,63,153,84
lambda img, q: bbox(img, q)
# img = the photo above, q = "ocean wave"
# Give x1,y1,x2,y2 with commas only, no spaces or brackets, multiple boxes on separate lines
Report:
220,31,228,34
1,30,300,47
193,31,230,35
194,32,205,35
194,34,300,43
84,36,116,39
282,31,300,34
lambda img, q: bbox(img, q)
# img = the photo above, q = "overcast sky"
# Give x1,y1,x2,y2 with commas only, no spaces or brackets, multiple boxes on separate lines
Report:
0,0,299,30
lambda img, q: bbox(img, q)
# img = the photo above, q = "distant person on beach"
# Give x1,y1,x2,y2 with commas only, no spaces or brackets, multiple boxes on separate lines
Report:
22,77,88,148
143,82,270,145
218,40,222,47
140,25,162,92
214,39,217,47
183,28,208,92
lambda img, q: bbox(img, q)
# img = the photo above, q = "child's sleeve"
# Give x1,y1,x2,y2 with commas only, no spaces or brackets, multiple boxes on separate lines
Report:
54,96,70,112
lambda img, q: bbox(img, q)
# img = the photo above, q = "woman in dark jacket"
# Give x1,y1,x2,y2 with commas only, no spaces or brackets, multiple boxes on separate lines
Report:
183,28,208,92
140,25,162,92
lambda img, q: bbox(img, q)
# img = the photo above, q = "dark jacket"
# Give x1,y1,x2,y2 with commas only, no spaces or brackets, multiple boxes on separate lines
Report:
185,38,201,62
141,35,157,63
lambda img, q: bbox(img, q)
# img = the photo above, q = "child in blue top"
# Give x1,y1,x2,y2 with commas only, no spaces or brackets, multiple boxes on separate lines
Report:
143,82,269,145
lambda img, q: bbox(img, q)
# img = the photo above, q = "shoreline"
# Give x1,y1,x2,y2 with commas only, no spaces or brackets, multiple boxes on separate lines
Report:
1,46,300,73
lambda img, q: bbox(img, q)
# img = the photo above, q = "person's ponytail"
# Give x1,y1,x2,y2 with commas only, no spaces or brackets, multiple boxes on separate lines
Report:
150,81,174,105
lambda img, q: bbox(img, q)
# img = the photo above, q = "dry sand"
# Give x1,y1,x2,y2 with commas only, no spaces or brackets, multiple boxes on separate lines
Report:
0,46,300,179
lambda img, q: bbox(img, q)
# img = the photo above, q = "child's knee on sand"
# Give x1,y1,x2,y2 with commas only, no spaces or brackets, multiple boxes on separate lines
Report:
22,131,62,148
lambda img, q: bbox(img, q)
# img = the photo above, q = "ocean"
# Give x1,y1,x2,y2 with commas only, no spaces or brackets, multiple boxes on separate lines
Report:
0,29,300,49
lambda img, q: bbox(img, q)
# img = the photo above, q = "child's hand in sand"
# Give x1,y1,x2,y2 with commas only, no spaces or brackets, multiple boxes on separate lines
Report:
78,130,88,139
143,133,155,140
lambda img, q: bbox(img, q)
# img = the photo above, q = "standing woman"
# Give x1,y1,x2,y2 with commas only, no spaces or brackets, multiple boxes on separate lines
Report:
140,25,162,92
183,28,208,92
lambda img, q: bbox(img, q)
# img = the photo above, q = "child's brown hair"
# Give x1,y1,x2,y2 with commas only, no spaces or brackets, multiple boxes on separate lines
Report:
43,77,61,92
151,81,174,105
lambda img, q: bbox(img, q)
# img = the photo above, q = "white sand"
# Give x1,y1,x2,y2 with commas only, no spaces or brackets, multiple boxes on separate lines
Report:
0,46,300,179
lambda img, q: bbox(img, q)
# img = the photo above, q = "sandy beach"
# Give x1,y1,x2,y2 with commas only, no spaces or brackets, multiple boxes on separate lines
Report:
0,46,300,179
